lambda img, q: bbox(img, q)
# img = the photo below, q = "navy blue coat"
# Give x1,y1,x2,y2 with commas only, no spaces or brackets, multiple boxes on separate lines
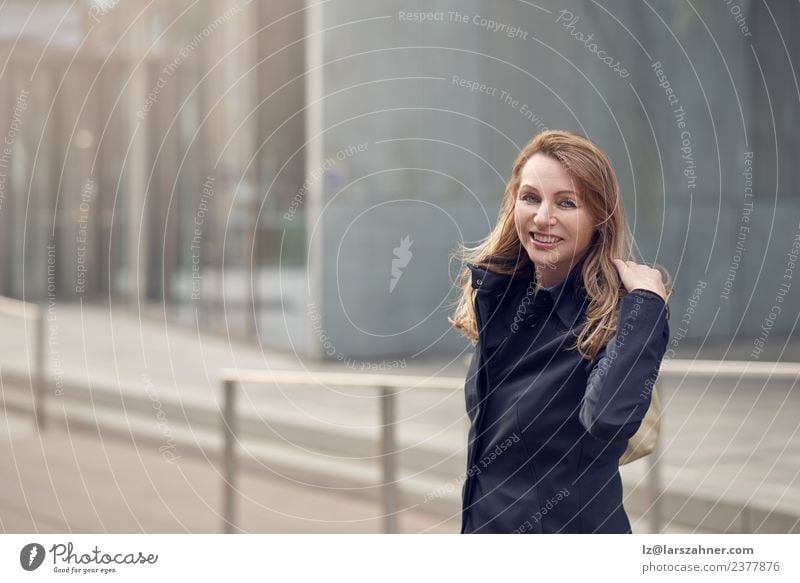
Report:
460,257,670,534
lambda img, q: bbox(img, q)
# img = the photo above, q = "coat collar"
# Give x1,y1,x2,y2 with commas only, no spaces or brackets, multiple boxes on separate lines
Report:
468,256,589,330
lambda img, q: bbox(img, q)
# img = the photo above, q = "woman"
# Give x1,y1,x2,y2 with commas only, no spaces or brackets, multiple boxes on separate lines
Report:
449,130,673,534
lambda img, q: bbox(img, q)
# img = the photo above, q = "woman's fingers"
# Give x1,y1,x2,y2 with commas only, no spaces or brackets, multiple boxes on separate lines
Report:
612,259,667,300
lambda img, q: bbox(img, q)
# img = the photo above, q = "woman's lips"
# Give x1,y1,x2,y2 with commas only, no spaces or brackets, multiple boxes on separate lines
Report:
529,232,563,249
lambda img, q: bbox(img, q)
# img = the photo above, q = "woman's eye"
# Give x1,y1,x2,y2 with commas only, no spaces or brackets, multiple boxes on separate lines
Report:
519,193,576,208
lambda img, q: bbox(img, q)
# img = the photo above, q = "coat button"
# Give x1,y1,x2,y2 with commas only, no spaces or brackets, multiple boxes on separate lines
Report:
525,314,537,327
475,278,482,286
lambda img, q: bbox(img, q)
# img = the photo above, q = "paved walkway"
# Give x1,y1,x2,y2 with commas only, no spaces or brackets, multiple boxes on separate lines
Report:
0,408,458,534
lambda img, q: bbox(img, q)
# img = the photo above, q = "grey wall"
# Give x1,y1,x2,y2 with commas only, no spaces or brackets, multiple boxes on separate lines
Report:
301,0,798,359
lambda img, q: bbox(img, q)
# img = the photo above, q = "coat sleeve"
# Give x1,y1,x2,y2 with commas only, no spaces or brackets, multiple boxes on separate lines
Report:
579,288,670,441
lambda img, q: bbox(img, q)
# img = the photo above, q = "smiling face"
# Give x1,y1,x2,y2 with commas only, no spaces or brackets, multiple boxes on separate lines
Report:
514,153,597,288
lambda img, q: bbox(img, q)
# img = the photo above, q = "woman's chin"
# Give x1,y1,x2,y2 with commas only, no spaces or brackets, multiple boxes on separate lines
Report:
525,246,563,268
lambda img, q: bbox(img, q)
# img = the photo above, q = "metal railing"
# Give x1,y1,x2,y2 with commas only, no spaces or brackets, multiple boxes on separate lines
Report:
0,296,46,430
218,359,800,534
217,369,461,534
655,359,800,533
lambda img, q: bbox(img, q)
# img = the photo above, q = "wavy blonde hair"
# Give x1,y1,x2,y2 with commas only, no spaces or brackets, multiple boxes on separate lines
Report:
448,129,673,361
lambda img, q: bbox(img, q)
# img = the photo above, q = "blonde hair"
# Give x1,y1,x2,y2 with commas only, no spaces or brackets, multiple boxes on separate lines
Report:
448,129,673,361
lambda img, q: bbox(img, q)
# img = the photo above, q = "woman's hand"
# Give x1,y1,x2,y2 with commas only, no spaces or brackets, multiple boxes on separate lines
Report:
612,259,667,302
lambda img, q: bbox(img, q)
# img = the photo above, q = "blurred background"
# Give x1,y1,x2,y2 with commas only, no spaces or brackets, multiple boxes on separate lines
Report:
0,0,797,534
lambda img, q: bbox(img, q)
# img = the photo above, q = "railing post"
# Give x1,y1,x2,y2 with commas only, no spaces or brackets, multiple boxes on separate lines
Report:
222,378,238,534
380,385,398,533
739,505,751,533
34,306,46,431
648,384,663,534
647,441,662,533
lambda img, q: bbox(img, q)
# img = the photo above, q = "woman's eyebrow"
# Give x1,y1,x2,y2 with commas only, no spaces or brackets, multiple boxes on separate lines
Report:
519,185,577,196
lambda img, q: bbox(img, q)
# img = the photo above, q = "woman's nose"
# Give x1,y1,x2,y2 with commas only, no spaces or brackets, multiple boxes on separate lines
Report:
533,203,556,226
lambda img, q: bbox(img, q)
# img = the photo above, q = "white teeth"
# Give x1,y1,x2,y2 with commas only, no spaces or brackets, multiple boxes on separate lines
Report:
532,233,561,243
